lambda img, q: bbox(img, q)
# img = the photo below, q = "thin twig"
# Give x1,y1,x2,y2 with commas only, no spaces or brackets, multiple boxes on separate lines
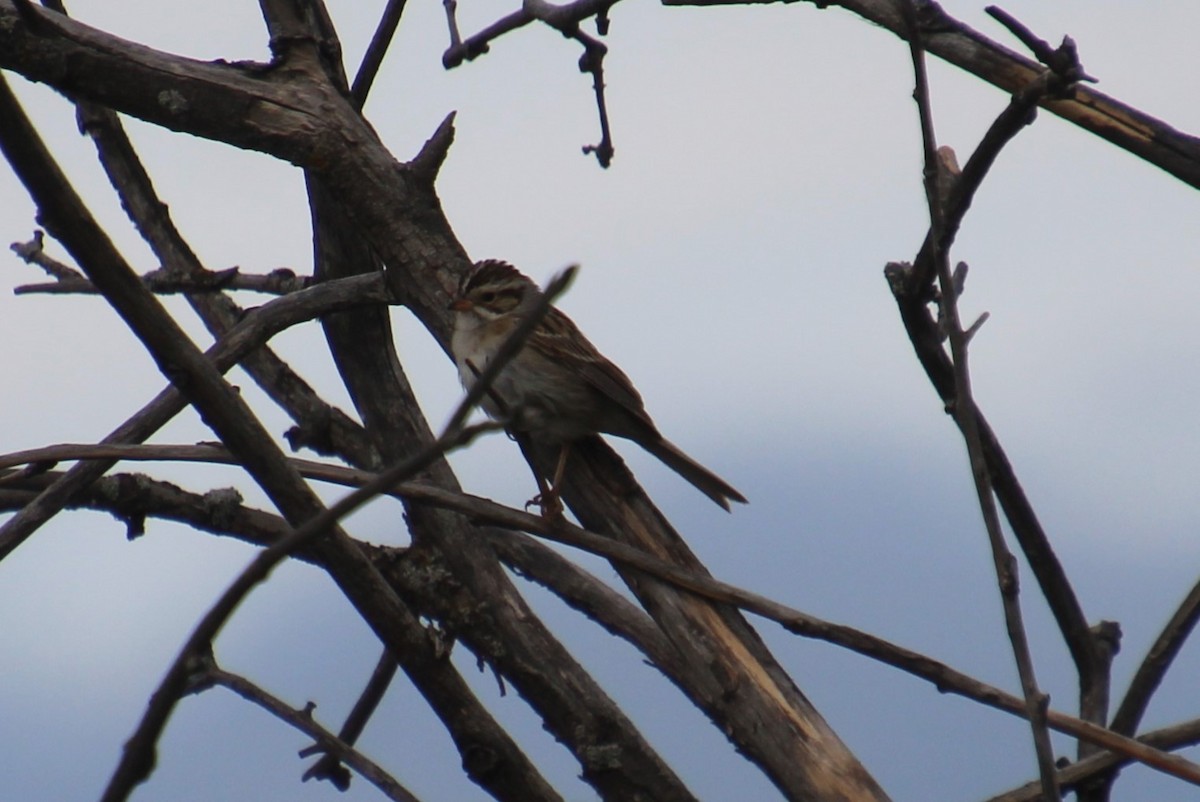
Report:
985,5,1095,83
1111,576,1200,736
884,0,1109,735
0,271,389,561
986,718,1200,802
351,0,408,108
8,229,81,280
205,665,421,802
300,651,399,790
902,2,1059,796
13,260,310,296
441,0,466,56
574,29,614,167
940,0,1119,748
441,0,618,165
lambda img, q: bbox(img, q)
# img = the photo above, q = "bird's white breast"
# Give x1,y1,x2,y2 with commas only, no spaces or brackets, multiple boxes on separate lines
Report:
450,311,522,420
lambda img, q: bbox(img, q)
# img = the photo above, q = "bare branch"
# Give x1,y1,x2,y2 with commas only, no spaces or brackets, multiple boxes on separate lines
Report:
661,0,1200,190
1,76,563,802
300,651,399,791
204,664,422,802
97,412,515,802
6,452,1199,789
483,528,680,671
442,6,530,67
352,0,408,108
440,0,617,165
883,7,1109,722
8,229,81,280
902,3,1059,794
0,270,388,561
71,96,377,465
92,265,578,800
985,4,1095,83
1112,576,1200,736
987,718,1200,802
13,261,310,296
409,112,458,189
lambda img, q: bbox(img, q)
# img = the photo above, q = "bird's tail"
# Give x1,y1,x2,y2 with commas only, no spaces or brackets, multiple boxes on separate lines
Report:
642,437,747,512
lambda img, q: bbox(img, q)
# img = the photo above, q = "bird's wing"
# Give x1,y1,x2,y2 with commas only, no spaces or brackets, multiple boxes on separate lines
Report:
530,308,657,431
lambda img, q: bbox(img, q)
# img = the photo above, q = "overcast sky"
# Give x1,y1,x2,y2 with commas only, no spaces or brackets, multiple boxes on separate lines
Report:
2,2,1200,800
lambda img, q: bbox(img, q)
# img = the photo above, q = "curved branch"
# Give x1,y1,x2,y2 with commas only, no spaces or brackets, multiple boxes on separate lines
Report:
352,0,410,108
1111,576,1200,735
300,651,399,790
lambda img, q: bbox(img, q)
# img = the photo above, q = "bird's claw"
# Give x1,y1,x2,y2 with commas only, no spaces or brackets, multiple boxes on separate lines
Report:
525,491,563,519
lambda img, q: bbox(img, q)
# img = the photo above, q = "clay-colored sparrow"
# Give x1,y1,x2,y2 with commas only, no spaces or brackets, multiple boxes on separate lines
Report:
449,260,746,511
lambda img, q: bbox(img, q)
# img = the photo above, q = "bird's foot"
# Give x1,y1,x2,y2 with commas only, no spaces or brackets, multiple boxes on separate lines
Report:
525,490,563,519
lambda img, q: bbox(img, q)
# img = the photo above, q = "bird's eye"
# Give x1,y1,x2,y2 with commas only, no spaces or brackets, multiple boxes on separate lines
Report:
479,291,496,303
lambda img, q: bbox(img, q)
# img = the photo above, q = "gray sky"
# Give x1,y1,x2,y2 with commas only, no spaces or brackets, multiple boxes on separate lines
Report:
2,2,1199,800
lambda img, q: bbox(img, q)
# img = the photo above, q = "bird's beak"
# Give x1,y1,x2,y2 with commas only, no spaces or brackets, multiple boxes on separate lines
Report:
449,298,472,312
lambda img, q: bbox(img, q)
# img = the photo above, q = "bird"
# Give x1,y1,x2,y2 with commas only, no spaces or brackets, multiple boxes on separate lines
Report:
448,259,746,512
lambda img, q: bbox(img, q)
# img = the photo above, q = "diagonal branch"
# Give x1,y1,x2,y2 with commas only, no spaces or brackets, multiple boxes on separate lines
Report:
309,165,701,798
72,99,376,464
94,269,576,802
203,664,422,802
662,0,1200,189
0,269,389,560
300,651,399,790
1111,576,1200,736
351,0,409,108
97,414,506,802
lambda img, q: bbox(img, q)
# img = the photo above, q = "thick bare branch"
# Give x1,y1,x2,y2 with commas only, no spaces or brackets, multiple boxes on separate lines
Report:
310,171,700,800
0,76,559,802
